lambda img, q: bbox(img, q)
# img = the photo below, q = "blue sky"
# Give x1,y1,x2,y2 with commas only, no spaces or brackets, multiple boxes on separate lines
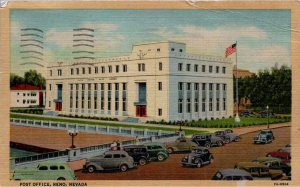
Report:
11,9,291,76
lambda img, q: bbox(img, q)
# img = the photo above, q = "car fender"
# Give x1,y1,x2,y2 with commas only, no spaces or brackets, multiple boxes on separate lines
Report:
157,151,168,158
85,162,104,171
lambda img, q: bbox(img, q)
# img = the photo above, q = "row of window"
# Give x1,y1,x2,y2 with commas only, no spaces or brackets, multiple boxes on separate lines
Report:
178,63,226,74
17,99,37,104
178,82,227,91
50,62,165,77
17,92,37,97
69,83,128,112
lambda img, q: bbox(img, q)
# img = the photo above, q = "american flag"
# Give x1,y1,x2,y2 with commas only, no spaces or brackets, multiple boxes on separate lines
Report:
225,43,237,58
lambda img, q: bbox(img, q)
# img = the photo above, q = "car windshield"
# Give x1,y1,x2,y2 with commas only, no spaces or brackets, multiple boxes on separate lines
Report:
260,131,267,134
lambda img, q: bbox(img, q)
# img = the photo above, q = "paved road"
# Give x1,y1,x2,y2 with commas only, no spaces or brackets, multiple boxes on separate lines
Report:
11,125,133,150
75,126,290,180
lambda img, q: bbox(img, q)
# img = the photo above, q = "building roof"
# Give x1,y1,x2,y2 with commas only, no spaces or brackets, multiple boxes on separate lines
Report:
233,69,255,78
10,84,43,91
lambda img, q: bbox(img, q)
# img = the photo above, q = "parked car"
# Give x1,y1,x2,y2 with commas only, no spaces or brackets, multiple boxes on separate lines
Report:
259,111,274,118
252,157,291,175
144,142,168,161
266,151,291,163
223,129,241,142
214,131,231,143
83,150,135,173
271,172,291,180
123,145,149,166
253,129,274,144
181,147,214,168
191,134,224,148
212,169,253,180
12,162,77,180
240,111,254,117
234,162,271,177
165,137,199,153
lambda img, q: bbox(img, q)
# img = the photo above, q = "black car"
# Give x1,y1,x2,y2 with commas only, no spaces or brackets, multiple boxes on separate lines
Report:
181,147,214,168
192,134,224,148
259,111,274,118
214,131,231,144
240,111,254,117
123,145,149,166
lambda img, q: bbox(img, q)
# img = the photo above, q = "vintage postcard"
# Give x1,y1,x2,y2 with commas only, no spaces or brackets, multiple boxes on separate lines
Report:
0,1,300,186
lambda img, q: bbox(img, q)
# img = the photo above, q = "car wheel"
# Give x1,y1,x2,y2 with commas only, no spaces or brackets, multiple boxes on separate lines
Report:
196,160,202,168
225,139,230,144
157,154,165,161
204,142,211,148
87,165,96,173
266,154,272,157
209,156,214,164
217,141,223,147
57,177,66,180
120,164,128,172
235,137,240,142
167,147,174,154
139,158,147,166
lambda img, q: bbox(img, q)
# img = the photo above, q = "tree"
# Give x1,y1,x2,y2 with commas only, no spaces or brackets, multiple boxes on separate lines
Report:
10,73,24,86
24,70,46,89
235,65,291,113
10,70,46,89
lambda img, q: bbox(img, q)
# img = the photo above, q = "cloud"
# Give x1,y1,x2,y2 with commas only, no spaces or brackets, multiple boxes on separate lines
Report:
150,25,289,73
81,23,119,32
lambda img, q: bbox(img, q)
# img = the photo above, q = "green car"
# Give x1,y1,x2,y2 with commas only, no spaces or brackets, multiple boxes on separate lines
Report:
144,142,169,161
12,162,77,180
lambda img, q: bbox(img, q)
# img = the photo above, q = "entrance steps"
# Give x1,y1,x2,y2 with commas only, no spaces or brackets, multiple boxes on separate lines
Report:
121,117,140,123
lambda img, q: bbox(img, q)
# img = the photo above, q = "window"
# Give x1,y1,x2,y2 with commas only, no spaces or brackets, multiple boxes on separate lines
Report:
71,68,74,75
50,70,52,76
178,82,183,90
216,66,219,73
158,108,162,116
113,154,121,158
178,99,183,113
109,66,112,73
171,48,175,51
122,83,127,112
158,82,162,91
88,84,91,109
49,84,51,91
186,64,191,71
57,69,62,76
116,65,119,73
222,67,226,74
104,154,112,158
39,166,48,170
178,63,183,71
17,92,19,95
95,67,98,74
194,64,198,72
138,63,145,71
123,64,127,72
202,65,206,72
50,165,58,170
17,100,19,103
195,98,199,112
23,100,26,104
59,166,65,170
101,66,105,73
94,83,98,110
49,101,51,107
179,49,183,52
186,98,191,113
23,93,25,96
76,68,79,75
157,48,160,52
209,66,213,73
82,67,85,74
159,62,163,71
187,83,191,90
88,67,91,74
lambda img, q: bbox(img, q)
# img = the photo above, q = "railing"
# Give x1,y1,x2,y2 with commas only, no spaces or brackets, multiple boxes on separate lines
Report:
11,118,173,137
11,131,182,169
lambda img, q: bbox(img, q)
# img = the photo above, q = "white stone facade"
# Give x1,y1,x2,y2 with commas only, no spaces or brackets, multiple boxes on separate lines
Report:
45,41,233,122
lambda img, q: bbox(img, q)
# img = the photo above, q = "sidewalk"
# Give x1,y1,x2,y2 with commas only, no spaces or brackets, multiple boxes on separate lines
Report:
11,113,290,135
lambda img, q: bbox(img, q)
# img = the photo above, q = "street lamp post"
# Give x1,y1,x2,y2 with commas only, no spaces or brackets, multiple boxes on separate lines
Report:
266,105,270,129
68,129,78,148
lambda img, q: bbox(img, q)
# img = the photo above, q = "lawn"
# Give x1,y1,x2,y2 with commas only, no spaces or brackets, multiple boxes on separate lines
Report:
10,113,207,136
178,116,290,128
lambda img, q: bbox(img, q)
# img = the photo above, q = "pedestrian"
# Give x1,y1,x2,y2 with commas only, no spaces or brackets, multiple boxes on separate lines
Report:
110,140,117,151
134,136,140,145
116,140,121,150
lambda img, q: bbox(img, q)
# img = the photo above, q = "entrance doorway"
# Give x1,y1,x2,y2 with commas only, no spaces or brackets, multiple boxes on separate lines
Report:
136,105,147,117
55,102,62,111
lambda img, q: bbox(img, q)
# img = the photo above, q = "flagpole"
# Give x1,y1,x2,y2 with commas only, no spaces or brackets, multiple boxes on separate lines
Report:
235,41,240,123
